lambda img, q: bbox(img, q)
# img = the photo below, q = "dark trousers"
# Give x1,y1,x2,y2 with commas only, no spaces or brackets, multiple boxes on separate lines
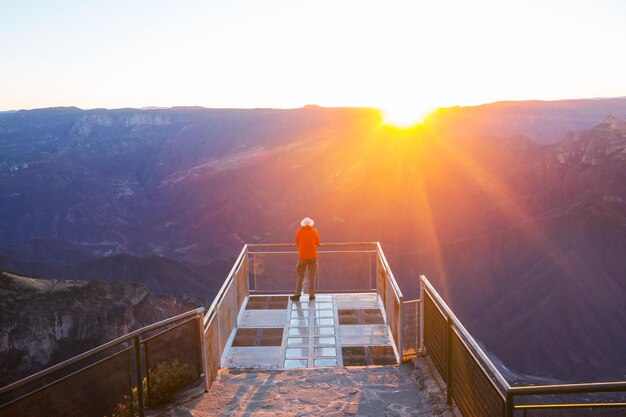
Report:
294,257,317,297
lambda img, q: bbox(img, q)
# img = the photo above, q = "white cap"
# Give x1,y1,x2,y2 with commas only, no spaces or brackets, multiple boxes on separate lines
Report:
300,217,314,227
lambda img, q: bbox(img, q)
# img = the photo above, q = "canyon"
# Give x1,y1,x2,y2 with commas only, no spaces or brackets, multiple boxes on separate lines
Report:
0,99,624,383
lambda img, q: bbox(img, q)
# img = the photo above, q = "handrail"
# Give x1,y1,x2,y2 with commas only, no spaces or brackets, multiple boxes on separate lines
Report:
204,245,247,326
515,403,626,409
377,243,403,298
140,316,198,344
420,274,626,416
421,275,511,392
0,307,204,396
509,381,626,395
246,242,382,295
247,243,295,248
247,250,377,255
247,242,378,249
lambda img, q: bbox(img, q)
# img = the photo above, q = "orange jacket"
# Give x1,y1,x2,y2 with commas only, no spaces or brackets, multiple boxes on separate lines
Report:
296,226,320,259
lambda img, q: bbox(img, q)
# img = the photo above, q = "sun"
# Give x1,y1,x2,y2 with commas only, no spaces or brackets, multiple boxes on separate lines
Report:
381,105,435,129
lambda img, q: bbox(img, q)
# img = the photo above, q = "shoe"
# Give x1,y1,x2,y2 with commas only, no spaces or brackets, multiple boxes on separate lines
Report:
308,295,316,300
290,295,301,301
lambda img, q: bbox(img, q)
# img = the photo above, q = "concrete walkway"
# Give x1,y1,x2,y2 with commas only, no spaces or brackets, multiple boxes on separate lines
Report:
157,357,460,417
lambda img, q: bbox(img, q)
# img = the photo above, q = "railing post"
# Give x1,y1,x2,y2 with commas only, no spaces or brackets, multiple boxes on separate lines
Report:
316,254,320,292
243,247,250,296
399,295,404,362
197,314,209,392
419,276,425,353
505,391,515,417
413,299,419,355
252,253,257,291
446,318,453,404
233,260,239,316
374,249,378,292
134,336,145,417
216,305,222,367
144,341,151,408
127,348,134,416
369,251,373,290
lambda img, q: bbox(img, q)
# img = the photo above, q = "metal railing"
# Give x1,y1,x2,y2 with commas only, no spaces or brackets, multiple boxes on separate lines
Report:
242,242,408,361
373,242,405,361
246,242,378,294
0,241,411,417
402,298,420,360
18,243,619,416
202,244,249,387
419,275,626,417
0,308,205,417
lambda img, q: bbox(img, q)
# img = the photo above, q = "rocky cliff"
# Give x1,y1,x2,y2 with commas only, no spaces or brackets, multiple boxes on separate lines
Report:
0,270,203,386
556,115,626,165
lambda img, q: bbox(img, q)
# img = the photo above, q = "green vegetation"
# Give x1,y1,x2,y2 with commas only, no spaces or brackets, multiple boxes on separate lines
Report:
105,360,196,417
148,359,196,405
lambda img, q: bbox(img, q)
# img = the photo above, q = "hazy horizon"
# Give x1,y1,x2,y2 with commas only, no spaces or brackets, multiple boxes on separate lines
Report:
3,94,626,113
3,0,626,126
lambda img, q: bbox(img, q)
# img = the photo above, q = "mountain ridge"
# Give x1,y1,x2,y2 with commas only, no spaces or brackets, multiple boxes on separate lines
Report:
1,102,624,382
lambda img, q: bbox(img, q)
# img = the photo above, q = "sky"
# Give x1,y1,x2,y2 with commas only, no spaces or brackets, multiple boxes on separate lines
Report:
2,0,626,123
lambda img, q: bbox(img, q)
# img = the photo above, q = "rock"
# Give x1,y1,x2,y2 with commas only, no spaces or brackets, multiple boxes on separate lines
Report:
163,364,460,417
124,114,170,127
70,113,113,137
0,270,200,386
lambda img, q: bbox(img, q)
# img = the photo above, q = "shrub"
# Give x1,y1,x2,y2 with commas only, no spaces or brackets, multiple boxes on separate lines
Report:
148,359,196,405
107,399,132,417
104,359,195,416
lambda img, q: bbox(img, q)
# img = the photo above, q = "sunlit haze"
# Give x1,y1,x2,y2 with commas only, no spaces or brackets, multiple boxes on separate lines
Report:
382,106,436,128
2,0,626,116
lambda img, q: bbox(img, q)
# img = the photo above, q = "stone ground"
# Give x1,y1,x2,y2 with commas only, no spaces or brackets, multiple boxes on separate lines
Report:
155,356,460,417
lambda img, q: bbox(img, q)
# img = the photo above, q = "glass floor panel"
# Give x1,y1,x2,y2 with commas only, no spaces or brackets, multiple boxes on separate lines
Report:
285,347,308,358
287,337,308,346
314,347,337,357
284,359,308,368
314,358,338,367
222,293,396,369
315,336,336,345
288,327,309,336
314,318,334,326
314,327,335,335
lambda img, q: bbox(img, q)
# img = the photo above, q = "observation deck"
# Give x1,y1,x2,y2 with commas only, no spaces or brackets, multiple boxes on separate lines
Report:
218,243,406,370
1,242,624,417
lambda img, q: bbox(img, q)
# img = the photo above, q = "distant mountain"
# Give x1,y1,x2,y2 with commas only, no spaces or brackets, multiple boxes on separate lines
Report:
0,102,624,383
0,105,380,262
0,240,229,298
54,253,228,297
428,97,626,144
0,270,205,386
0,238,96,266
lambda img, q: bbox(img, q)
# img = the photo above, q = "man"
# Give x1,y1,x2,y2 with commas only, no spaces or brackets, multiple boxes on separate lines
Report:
291,217,320,301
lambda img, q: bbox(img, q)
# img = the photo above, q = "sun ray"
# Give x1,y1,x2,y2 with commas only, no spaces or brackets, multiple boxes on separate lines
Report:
430,135,577,278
